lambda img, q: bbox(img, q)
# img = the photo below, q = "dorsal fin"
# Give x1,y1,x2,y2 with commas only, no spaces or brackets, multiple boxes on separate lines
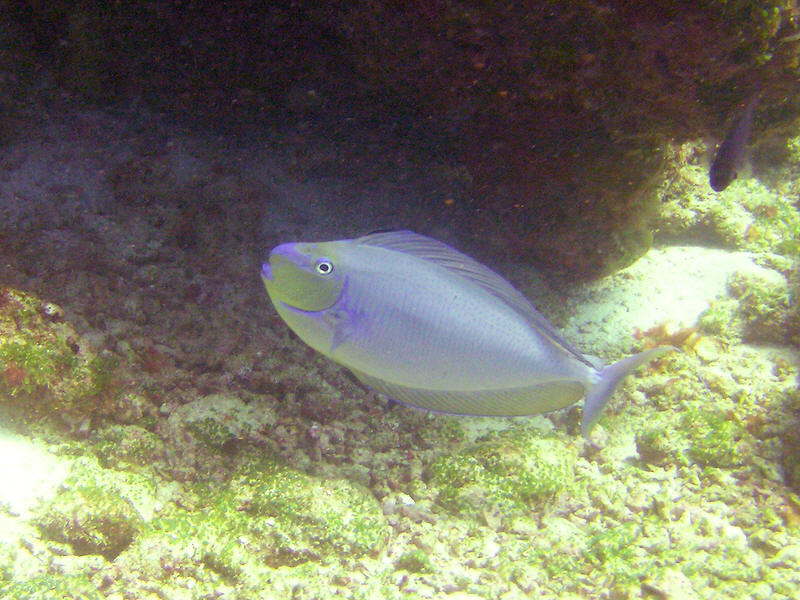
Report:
356,230,593,367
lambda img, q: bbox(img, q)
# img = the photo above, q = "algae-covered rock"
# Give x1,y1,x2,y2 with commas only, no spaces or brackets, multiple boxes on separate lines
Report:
92,424,165,469
728,270,792,344
35,486,141,560
0,286,119,426
636,420,687,467
0,573,104,600
113,454,389,594
233,459,390,564
430,427,576,518
394,548,433,574
31,457,160,560
697,297,742,341
681,408,751,469
657,162,800,258
169,393,276,450
696,265,791,345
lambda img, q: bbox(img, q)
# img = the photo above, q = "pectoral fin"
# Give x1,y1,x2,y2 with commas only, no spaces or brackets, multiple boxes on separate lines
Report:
330,315,356,351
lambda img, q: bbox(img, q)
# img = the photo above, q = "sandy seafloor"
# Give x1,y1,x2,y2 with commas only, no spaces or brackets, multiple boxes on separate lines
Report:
0,102,799,600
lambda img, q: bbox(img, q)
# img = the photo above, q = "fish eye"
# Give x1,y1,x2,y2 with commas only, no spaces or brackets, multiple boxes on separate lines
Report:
315,258,334,275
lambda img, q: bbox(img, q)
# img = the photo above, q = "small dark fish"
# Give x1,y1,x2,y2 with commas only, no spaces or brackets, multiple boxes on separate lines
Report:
709,94,758,192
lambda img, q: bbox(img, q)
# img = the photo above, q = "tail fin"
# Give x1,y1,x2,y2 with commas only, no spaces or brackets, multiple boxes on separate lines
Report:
581,346,676,438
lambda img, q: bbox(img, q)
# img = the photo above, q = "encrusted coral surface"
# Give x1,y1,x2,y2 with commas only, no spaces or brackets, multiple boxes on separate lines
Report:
0,99,797,598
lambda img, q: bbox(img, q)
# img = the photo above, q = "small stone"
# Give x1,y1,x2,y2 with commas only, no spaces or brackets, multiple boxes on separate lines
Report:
394,549,433,573
643,568,699,600
692,335,721,363
482,538,500,559
510,564,541,593
769,544,800,568
382,492,415,515
508,517,537,537
750,581,773,600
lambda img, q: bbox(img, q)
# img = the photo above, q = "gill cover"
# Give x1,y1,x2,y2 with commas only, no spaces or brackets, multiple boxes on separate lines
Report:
263,243,344,312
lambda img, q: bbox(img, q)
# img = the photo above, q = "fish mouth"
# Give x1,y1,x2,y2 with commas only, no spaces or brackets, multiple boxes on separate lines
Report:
261,262,273,281
263,242,305,283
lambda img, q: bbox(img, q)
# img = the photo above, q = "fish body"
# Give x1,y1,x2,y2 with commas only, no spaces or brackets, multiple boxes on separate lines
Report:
709,94,758,192
261,230,672,435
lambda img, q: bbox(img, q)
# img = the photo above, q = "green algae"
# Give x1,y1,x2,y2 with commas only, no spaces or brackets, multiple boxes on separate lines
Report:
394,548,433,573
584,521,642,587
0,541,14,581
682,407,750,468
430,426,576,518
85,352,120,397
657,158,800,262
0,338,78,397
120,452,389,594
0,573,103,600
490,459,780,597
34,485,142,560
31,457,156,560
0,287,119,425
636,419,688,467
186,415,235,449
698,297,741,339
635,368,759,471
728,270,792,344
92,424,165,469
172,393,277,450
232,457,390,562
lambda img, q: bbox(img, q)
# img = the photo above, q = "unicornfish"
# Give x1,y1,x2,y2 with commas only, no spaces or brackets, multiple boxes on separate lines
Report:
261,230,673,436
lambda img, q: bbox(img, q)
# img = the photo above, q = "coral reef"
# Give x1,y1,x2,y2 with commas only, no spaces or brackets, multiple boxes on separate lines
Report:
0,287,119,428
0,100,799,595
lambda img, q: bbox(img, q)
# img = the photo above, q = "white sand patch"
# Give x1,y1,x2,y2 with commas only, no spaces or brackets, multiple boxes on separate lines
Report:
563,246,784,352
0,426,71,520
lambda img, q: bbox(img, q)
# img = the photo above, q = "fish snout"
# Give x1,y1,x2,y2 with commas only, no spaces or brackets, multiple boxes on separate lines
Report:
262,243,302,282
261,262,273,281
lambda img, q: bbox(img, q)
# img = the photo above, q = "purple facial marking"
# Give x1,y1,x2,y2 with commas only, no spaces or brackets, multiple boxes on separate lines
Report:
262,242,304,281
261,262,272,280
270,242,304,262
